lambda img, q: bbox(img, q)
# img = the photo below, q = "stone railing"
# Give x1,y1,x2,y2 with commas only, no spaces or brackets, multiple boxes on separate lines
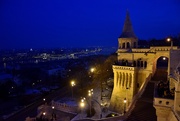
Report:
51,100,78,114
132,48,153,53
172,107,180,121
117,46,178,54
152,46,171,51
154,98,174,107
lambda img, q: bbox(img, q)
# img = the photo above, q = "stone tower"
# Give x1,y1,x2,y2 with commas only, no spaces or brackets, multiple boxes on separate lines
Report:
109,11,138,114
118,11,138,50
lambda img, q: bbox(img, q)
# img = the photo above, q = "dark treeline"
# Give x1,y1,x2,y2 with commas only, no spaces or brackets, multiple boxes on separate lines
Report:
138,35,180,48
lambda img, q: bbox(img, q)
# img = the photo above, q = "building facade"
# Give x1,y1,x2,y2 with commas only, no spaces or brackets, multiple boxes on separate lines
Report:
109,11,180,121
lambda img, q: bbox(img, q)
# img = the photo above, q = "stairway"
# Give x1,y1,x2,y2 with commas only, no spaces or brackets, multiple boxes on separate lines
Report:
125,82,157,121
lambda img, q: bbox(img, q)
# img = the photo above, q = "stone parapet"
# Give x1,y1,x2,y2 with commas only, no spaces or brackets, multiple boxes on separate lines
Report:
154,97,174,108
113,65,136,71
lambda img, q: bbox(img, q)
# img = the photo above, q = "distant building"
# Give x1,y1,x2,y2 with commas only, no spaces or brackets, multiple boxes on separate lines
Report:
42,66,66,78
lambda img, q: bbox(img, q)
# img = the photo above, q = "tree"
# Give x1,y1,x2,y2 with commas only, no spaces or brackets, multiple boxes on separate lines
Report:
92,53,117,84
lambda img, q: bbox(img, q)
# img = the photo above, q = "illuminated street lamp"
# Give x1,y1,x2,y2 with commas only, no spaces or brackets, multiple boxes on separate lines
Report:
88,89,93,116
52,106,56,120
163,57,166,60
71,80,76,98
80,98,85,107
43,112,46,116
43,98,46,104
80,98,85,119
90,68,95,73
167,37,173,75
167,37,173,50
123,98,127,114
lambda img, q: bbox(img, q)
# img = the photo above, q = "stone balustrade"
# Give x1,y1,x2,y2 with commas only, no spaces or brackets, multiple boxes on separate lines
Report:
51,100,78,114
154,98,174,108
113,65,135,71
118,46,178,54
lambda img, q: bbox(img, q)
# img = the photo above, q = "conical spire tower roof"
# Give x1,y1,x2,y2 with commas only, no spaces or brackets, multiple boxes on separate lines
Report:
119,11,137,38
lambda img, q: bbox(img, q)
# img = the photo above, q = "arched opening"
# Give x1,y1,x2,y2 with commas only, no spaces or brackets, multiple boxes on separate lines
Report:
133,42,136,48
137,60,140,67
141,61,143,67
127,42,130,48
122,43,125,48
125,60,128,66
154,56,168,82
153,56,169,98
156,56,168,69
144,61,147,68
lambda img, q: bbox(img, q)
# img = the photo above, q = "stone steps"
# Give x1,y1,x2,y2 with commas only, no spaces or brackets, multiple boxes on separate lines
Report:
126,82,157,121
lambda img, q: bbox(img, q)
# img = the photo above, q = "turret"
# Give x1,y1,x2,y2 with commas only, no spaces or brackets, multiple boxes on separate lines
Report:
118,11,138,49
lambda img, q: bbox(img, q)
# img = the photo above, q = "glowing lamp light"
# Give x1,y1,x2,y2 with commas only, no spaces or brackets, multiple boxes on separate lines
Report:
90,68,95,73
167,38,171,42
124,98,127,103
43,112,46,115
71,81,75,87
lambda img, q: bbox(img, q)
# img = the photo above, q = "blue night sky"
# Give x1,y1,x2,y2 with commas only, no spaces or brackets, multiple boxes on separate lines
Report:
0,0,180,49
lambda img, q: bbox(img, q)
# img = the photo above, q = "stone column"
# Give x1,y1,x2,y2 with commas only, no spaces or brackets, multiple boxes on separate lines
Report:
126,73,129,88
122,72,125,87
119,72,122,87
129,73,132,88
114,71,117,88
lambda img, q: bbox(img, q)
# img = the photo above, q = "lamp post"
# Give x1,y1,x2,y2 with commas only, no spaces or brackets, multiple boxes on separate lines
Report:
52,106,54,112
167,37,173,50
123,98,127,114
167,37,173,75
88,89,93,116
80,98,85,119
43,98,46,105
71,80,75,98
51,106,56,120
